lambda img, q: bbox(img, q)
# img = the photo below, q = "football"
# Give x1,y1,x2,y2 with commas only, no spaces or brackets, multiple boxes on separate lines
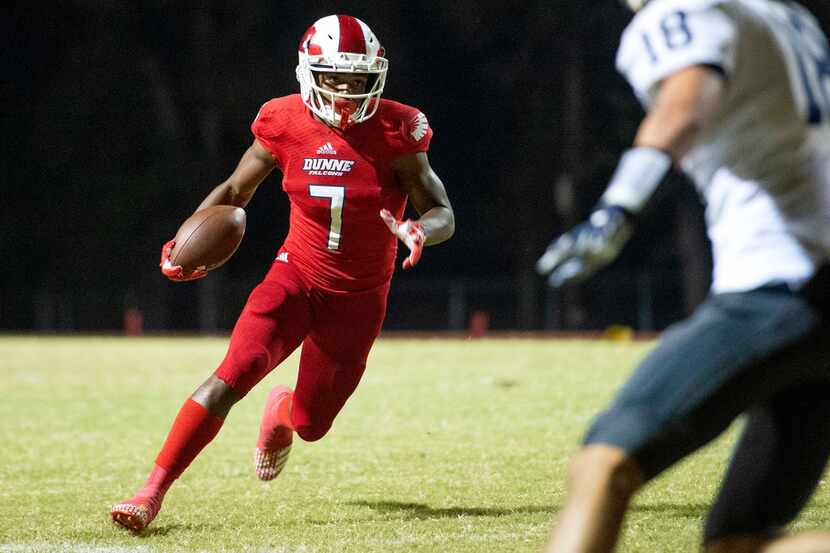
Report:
169,205,246,273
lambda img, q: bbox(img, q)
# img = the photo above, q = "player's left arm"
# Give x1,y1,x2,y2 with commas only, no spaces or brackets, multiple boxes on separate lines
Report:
537,65,726,286
381,152,454,269
392,152,454,246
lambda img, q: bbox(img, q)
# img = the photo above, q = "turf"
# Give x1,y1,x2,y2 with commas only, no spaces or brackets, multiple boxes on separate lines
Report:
0,336,827,552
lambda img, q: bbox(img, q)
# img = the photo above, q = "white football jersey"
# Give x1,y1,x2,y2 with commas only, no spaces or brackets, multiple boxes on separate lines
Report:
617,0,830,292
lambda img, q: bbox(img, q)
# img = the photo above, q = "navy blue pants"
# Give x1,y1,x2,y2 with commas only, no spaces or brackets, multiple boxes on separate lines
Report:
584,282,830,541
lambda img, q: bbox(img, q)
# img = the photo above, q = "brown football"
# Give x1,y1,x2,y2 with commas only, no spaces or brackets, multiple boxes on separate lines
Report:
169,205,246,273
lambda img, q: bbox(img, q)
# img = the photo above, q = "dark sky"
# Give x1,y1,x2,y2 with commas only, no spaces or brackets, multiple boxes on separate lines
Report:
3,1,828,332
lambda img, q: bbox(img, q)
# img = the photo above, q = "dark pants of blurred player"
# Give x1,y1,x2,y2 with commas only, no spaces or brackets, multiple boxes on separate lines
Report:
111,257,388,529
547,269,830,553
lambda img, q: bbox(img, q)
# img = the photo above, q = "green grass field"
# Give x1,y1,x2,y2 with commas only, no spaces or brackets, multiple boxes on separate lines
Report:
1,336,828,553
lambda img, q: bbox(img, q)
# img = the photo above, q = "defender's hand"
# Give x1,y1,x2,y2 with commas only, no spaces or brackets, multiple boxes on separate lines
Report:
535,205,633,287
380,209,425,270
159,239,208,282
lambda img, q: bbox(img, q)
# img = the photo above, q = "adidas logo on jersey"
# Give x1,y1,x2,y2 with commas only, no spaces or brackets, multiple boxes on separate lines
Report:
316,142,337,155
302,157,356,177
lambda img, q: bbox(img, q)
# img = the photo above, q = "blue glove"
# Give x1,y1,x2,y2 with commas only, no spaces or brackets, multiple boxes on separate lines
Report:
535,205,634,287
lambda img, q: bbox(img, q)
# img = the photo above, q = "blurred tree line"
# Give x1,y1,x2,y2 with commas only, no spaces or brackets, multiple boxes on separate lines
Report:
3,1,828,332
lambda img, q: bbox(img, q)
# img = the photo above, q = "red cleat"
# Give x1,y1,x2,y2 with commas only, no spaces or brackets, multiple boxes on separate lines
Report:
110,496,161,532
111,466,170,532
255,385,294,481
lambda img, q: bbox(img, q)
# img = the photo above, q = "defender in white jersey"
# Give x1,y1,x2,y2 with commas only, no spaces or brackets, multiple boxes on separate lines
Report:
538,1,830,552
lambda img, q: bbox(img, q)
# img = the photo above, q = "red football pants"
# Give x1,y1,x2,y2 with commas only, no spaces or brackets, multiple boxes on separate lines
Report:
215,258,389,442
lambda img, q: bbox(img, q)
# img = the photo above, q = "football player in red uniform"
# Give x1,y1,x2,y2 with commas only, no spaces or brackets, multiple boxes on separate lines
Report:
111,14,454,532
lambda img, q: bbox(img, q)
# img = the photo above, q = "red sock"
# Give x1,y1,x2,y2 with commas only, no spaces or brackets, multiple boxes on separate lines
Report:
126,464,172,515
116,398,224,524
256,387,294,450
131,397,224,504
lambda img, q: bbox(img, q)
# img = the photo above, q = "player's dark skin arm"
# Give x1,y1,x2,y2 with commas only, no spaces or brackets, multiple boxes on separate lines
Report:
189,140,276,418
392,152,454,245
195,140,276,212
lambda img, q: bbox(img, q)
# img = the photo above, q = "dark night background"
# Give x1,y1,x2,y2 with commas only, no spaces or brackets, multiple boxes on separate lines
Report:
3,1,829,333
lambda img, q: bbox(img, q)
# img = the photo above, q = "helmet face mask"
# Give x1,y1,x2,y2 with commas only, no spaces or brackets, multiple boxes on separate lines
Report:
296,15,388,128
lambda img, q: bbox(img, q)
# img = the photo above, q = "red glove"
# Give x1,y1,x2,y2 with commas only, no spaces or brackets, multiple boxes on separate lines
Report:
159,239,207,282
380,209,425,270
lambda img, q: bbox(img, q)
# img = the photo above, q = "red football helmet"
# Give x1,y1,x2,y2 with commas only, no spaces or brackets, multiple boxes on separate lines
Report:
296,15,388,128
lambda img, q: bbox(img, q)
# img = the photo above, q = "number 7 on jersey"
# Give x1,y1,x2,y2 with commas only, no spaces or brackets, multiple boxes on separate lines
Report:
309,185,345,250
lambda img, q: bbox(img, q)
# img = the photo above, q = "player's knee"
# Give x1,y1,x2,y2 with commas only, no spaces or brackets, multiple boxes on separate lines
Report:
294,421,332,442
568,444,643,499
216,341,272,397
230,340,272,371
585,405,660,449
703,535,766,553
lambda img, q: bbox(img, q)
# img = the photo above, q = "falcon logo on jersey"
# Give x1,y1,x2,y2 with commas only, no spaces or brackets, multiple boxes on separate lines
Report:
302,157,356,176
410,112,429,141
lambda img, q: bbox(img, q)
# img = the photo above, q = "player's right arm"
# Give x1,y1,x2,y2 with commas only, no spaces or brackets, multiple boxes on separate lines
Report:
161,139,276,281
536,66,725,286
195,139,276,211
633,65,725,161
536,3,733,287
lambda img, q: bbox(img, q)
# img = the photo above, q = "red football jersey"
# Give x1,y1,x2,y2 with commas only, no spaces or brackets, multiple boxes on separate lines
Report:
251,94,433,292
